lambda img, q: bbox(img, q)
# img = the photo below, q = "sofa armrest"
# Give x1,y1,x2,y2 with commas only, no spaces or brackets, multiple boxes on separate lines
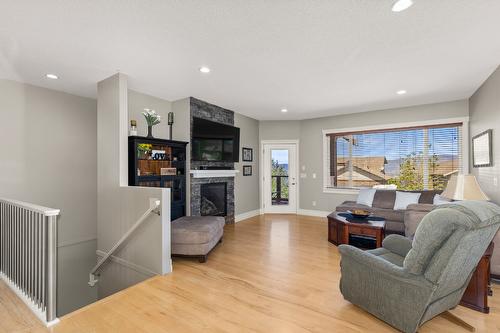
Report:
382,234,412,257
404,206,434,238
338,244,433,288
407,203,435,212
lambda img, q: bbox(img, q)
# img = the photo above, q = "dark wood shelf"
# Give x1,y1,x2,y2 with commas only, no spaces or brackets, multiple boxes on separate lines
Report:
136,175,185,179
128,136,188,220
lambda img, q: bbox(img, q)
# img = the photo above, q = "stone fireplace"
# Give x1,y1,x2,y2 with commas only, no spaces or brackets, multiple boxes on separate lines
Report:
200,182,227,217
189,97,236,223
191,176,235,223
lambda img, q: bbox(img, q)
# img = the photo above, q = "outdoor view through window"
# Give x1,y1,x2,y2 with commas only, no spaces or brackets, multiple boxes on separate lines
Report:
272,150,289,205
326,123,463,191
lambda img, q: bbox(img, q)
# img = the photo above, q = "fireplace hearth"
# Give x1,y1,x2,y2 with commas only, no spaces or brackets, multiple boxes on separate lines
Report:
200,183,227,216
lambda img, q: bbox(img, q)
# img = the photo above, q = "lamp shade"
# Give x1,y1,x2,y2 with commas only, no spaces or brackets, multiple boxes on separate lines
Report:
441,175,489,201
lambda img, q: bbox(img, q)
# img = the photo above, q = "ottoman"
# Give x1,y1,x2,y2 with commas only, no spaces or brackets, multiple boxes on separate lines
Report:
171,216,225,262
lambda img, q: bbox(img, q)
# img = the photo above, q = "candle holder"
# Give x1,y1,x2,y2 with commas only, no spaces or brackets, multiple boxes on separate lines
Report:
168,112,174,140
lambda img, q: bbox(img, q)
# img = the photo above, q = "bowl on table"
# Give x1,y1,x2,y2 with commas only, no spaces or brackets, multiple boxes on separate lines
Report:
347,209,371,219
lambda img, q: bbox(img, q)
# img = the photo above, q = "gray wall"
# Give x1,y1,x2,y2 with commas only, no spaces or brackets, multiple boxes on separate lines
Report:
97,74,170,299
259,120,301,141
469,66,500,276
128,89,173,140
0,79,98,315
260,100,469,213
470,66,500,204
234,113,260,215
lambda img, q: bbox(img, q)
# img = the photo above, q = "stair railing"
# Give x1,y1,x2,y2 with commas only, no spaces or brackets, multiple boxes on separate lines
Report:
0,198,60,325
88,200,160,286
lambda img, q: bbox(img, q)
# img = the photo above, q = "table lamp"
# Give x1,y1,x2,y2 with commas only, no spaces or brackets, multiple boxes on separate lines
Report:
441,174,489,201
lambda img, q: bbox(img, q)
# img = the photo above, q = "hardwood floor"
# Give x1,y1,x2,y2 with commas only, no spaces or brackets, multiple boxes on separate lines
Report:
3,214,500,332
0,279,46,333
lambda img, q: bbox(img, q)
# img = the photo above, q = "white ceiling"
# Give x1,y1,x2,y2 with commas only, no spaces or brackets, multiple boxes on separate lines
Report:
1,1,499,120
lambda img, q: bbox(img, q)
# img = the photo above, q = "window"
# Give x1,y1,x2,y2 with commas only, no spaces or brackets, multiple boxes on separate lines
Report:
324,122,464,191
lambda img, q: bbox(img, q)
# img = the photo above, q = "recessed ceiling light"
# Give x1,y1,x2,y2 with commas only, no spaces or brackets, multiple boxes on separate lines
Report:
199,66,211,73
397,90,407,95
281,108,288,113
392,0,413,12
46,74,58,80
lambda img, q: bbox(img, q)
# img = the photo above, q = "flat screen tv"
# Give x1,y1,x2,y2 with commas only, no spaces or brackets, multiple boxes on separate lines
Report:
192,117,240,162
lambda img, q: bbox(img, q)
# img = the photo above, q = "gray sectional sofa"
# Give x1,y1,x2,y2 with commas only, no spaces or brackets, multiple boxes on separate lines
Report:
335,189,441,235
336,189,500,278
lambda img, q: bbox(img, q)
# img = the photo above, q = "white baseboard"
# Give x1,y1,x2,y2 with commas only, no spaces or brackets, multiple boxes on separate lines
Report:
234,208,329,220
297,209,331,218
235,209,262,222
0,272,57,326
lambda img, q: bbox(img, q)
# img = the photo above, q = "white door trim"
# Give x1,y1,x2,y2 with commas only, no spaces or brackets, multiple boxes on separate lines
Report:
260,140,300,214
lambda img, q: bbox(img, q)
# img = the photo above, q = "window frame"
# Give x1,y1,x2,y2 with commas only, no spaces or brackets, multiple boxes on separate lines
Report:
322,117,469,194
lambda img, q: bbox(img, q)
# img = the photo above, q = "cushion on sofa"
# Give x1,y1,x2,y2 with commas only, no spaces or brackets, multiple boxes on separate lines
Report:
433,194,452,205
418,190,441,204
371,208,405,223
394,191,421,210
406,203,435,213
356,188,376,207
368,247,405,266
372,190,397,209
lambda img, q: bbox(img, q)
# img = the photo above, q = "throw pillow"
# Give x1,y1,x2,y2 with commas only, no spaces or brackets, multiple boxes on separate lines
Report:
433,194,452,205
393,191,421,210
356,188,376,207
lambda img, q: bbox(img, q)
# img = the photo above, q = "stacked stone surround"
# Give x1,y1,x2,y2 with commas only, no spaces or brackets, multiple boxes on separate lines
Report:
190,97,235,223
191,177,234,223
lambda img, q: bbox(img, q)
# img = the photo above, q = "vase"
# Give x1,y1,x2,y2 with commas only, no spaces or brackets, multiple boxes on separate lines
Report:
147,125,153,138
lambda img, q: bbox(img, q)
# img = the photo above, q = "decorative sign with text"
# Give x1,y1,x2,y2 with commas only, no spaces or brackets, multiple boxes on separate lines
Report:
152,150,167,160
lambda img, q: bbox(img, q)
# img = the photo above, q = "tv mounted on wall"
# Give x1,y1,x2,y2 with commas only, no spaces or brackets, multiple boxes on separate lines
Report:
192,117,240,162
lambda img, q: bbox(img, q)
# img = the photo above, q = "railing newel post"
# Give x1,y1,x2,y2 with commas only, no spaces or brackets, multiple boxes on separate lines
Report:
46,214,58,322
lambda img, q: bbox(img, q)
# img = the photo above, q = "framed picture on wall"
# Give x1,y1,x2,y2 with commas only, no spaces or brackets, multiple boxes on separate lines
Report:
472,129,493,168
243,165,252,176
242,147,253,162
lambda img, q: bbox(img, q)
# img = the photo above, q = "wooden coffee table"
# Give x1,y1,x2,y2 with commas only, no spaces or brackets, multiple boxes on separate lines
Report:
328,212,385,248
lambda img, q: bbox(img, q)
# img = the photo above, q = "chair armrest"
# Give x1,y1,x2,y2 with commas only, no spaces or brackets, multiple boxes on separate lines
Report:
338,244,433,288
406,203,435,212
382,234,413,257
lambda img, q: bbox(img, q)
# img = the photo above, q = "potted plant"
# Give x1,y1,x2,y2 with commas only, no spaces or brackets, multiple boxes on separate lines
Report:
142,108,161,138
137,143,152,159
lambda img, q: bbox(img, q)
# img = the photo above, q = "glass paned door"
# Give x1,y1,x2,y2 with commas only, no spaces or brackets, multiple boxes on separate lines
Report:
263,143,297,213
271,150,289,206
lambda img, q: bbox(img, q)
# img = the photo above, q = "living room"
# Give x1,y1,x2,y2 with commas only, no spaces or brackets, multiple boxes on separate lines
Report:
1,1,500,332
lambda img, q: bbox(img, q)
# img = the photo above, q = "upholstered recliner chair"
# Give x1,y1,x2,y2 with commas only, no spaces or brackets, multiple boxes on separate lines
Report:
338,201,500,333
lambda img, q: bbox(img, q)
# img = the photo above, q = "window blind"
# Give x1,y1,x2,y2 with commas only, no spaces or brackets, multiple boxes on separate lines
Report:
325,123,463,190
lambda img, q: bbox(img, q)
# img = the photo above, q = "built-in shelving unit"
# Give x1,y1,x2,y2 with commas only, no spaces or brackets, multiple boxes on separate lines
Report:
128,136,188,220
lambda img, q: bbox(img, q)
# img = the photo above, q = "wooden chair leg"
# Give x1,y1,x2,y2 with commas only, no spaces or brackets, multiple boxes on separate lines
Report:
441,311,475,332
